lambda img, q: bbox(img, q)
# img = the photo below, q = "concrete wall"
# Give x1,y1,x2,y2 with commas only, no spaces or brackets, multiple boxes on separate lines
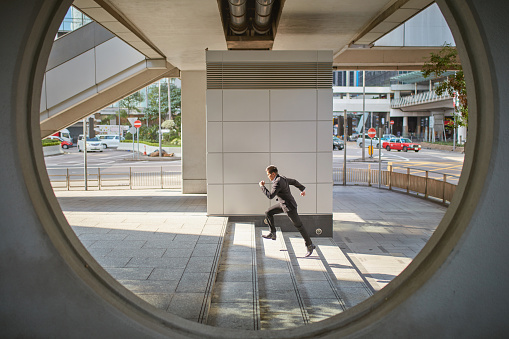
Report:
181,71,207,193
206,51,333,219
375,3,455,47
2,0,509,338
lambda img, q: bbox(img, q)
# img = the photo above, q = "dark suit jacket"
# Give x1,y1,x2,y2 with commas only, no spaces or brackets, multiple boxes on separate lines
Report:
261,174,306,212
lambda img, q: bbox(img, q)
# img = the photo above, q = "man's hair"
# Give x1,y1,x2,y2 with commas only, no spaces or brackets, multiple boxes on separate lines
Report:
266,165,278,174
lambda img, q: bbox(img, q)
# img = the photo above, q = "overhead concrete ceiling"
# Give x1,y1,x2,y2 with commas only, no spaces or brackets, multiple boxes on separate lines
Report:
73,0,435,71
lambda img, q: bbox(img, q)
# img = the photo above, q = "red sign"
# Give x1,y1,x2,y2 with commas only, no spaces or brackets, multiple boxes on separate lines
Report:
390,120,394,125
133,120,142,128
367,128,376,138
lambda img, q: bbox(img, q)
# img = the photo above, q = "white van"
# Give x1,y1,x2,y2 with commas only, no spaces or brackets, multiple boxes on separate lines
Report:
96,135,120,149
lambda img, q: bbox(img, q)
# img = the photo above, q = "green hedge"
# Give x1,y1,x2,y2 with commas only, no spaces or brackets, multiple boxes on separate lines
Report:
42,139,60,147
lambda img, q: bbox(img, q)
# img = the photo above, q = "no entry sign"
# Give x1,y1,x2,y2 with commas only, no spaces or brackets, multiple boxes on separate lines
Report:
368,128,376,138
134,120,142,128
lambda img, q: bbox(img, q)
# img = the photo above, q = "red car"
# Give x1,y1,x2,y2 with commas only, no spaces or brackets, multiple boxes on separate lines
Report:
48,136,73,149
383,138,421,152
60,139,73,149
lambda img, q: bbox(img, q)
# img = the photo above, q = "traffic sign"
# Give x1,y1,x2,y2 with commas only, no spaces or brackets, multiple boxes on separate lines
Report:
390,120,394,125
134,120,142,128
129,127,136,135
367,128,376,138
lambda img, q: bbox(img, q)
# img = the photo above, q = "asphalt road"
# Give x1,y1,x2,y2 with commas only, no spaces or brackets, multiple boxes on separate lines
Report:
335,142,464,180
45,143,464,181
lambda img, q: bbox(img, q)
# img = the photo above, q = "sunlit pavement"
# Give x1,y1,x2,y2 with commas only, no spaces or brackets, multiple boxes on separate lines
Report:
55,185,446,328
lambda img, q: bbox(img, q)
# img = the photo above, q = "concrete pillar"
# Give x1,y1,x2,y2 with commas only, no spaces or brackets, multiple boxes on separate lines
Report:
403,116,408,137
205,50,333,235
181,71,206,193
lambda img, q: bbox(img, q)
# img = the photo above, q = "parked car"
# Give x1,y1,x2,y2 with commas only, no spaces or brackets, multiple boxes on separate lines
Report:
356,135,380,148
97,135,120,149
383,138,421,152
77,135,103,152
333,136,344,150
47,135,73,149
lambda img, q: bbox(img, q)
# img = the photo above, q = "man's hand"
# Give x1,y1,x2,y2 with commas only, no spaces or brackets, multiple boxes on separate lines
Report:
300,190,306,197
259,180,265,187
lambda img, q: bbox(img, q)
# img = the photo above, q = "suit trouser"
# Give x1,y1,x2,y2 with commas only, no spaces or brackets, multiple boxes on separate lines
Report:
265,204,312,247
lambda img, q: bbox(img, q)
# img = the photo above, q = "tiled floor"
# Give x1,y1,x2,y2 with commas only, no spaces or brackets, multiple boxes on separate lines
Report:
55,185,447,328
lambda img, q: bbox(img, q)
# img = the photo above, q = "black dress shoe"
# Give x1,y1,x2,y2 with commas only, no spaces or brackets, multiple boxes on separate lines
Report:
262,233,276,240
305,244,316,257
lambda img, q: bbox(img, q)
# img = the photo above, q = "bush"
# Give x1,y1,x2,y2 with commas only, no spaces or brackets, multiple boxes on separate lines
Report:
42,139,60,147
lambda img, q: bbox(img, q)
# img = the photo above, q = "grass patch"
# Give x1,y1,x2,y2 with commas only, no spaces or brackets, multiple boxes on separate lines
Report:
122,140,181,147
425,141,465,147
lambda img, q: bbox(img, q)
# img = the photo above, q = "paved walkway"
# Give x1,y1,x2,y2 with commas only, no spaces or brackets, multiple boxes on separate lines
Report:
55,185,446,328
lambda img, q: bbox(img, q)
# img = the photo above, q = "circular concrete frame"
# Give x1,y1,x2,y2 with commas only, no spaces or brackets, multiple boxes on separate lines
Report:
4,0,508,337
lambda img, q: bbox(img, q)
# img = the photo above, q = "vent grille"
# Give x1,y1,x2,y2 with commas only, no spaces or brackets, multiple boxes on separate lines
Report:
207,62,332,89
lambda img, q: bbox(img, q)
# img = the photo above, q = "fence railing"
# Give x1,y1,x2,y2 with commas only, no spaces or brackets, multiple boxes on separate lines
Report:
333,165,458,204
50,165,457,203
48,167,182,190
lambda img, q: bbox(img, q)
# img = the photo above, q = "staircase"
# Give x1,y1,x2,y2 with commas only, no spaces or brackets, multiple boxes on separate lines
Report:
204,219,374,330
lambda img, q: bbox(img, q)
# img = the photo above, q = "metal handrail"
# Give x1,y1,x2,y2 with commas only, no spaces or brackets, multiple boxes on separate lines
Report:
48,166,182,190
333,166,458,204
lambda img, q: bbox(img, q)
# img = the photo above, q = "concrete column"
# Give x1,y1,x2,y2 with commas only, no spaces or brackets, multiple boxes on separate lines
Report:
403,116,408,137
181,71,206,193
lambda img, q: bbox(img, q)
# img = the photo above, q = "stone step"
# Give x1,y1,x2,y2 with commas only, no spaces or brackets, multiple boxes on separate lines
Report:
207,220,374,330
206,221,260,329
256,227,310,329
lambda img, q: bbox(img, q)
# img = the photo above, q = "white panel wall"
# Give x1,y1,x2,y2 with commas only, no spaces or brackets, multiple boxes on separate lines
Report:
42,37,145,114
206,51,332,216
95,38,144,83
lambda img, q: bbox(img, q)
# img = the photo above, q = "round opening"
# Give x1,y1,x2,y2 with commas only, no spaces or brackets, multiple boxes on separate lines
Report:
16,0,493,337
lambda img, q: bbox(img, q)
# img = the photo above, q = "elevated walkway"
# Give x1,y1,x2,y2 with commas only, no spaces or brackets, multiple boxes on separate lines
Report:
391,90,454,111
40,22,178,138
55,185,446,329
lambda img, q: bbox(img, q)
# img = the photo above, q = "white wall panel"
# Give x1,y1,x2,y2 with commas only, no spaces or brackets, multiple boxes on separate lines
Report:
223,153,269,184
45,49,96,108
316,183,333,214
316,153,333,183
207,185,224,215
223,90,269,121
206,153,223,184
223,122,269,153
317,121,332,152
317,89,332,121
270,89,316,121
224,184,270,215
270,121,316,153
206,50,332,217
40,75,47,112
95,38,144,83
207,122,222,153
291,184,316,214
270,153,316,184
206,90,222,122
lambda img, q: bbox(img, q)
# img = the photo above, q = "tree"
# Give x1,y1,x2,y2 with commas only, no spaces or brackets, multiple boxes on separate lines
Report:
118,91,144,118
422,44,468,127
144,80,181,134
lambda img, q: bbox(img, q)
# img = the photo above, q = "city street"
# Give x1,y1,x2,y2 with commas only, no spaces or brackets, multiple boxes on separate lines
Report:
45,143,464,183
337,141,463,177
